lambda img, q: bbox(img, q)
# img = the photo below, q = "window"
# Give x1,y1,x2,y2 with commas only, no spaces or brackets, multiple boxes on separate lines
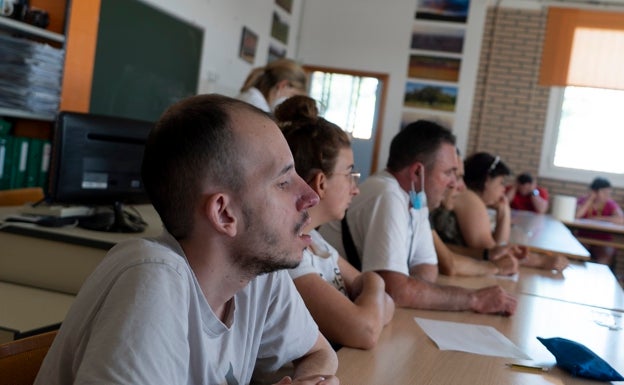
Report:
539,7,624,186
304,66,388,181
541,86,624,185
308,71,379,140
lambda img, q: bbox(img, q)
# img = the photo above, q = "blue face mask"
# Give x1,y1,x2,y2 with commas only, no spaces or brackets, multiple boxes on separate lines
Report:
409,170,427,210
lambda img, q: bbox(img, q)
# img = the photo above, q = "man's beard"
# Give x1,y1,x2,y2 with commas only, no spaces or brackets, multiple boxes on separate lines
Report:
231,204,308,278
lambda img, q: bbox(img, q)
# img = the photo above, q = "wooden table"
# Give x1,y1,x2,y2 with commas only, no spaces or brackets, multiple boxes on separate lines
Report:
0,204,163,294
438,262,624,313
337,296,624,384
510,210,590,260
338,260,624,384
562,218,624,251
0,282,74,344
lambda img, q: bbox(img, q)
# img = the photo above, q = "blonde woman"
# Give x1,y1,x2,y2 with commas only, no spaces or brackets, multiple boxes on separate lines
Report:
237,58,308,113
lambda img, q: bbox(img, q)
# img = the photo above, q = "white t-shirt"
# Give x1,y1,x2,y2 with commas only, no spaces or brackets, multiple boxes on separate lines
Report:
35,231,318,385
319,170,437,275
237,87,271,112
288,230,348,296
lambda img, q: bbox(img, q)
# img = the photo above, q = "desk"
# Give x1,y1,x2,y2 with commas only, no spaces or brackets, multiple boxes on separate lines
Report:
0,204,163,342
337,296,624,384
0,204,163,294
438,262,624,313
562,218,624,251
0,282,74,343
510,210,590,260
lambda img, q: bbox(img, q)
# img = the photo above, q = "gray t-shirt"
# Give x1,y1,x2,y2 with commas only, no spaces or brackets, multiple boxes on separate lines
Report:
35,231,318,385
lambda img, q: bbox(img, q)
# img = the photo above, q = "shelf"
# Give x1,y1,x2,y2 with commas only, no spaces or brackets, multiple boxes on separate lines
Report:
0,15,64,43
0,107,55,122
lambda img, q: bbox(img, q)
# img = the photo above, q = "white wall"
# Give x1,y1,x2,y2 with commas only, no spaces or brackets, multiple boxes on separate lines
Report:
296,0,490,171
140,0,303,97
132,0,494,172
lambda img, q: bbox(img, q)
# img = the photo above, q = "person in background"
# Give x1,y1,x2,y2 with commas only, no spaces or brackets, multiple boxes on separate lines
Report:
35,95,338,385
431,149,519,277
237,58,308,113
576,177,624,266
452,152,568,272
319,120,517,315
506,172,549,214
274,96,394,350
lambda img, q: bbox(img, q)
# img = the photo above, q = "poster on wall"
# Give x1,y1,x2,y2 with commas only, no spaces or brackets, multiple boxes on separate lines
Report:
239,27,258,64
404,81,457,111
275,0,293,14
268,44,287,63
271,11,289,44
401,110,455,131
415,0,470,23
410,24,464,54
407,54,461,82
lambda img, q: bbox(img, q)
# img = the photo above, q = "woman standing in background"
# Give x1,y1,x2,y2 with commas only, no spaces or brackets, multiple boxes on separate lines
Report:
237,58,308,113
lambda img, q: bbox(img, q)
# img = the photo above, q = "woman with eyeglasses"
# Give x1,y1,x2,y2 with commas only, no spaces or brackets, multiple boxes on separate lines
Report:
450,152,569,272
274,96,394,350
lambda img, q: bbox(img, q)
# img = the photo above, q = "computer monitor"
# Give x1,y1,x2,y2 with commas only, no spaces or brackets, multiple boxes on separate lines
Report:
47,111,154,233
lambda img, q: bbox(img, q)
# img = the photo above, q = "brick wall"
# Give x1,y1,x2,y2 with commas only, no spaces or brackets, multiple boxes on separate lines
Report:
469,6,624,283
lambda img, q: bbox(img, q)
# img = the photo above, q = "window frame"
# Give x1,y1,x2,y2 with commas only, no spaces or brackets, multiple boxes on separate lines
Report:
539,85,624,188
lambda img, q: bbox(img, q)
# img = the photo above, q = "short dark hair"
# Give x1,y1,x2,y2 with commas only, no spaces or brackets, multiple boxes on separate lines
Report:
463,152,511,192
386,120,456,172
141,94,270,240
590,177,612,191
516,173,533,185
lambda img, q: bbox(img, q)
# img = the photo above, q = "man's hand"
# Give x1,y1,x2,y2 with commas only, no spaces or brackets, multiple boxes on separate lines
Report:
469,286,517,315
491,254,518,276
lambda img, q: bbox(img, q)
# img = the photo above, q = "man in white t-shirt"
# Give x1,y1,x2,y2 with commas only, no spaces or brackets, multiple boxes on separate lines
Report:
35,95,339,385
320,120,516,315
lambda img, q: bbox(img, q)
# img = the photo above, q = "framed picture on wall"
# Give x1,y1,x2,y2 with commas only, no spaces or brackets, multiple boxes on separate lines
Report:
403,81,457,111
275,0,293,14
271,11,289,44
407,54,461,82
415,0,470,23
268,44,286,63
239,26,258,64
410,24,465,54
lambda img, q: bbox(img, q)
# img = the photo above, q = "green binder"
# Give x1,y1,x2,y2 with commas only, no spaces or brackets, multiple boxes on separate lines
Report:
0,135,12,190
9,136,29,188
25,138,44,187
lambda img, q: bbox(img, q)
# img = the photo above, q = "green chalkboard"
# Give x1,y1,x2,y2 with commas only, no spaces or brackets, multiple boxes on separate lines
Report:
90,0,204,122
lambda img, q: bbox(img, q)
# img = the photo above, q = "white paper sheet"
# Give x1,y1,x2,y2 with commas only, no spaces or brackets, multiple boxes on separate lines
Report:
415,317,531,360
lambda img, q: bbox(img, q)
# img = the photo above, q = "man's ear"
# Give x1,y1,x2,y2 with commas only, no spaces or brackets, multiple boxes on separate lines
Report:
408,162,424,180
310,172,326,199
203,193,238,237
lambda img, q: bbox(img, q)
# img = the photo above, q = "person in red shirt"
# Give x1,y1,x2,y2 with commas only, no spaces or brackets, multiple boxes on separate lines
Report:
506,173,549,214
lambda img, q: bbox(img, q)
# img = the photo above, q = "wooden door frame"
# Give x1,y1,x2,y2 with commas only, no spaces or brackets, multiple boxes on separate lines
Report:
303,65,388,175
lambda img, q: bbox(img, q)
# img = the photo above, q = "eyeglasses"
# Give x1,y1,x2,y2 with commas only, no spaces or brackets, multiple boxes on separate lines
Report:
333,171,361,185
487,155,500,174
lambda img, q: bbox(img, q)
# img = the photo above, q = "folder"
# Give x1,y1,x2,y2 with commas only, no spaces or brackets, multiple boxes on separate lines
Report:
25,138,44,187
9,136,29,188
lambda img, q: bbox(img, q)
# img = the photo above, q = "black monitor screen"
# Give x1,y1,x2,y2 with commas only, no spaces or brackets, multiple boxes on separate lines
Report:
48,111,153,208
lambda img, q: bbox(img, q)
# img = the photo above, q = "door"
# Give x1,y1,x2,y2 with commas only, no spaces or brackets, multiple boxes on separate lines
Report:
304,66,388,181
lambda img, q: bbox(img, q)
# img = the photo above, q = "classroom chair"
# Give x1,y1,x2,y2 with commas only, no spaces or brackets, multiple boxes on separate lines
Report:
0,330,56,385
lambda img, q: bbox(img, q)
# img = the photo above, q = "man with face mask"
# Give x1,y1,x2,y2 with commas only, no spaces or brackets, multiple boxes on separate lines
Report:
319,120,517,314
